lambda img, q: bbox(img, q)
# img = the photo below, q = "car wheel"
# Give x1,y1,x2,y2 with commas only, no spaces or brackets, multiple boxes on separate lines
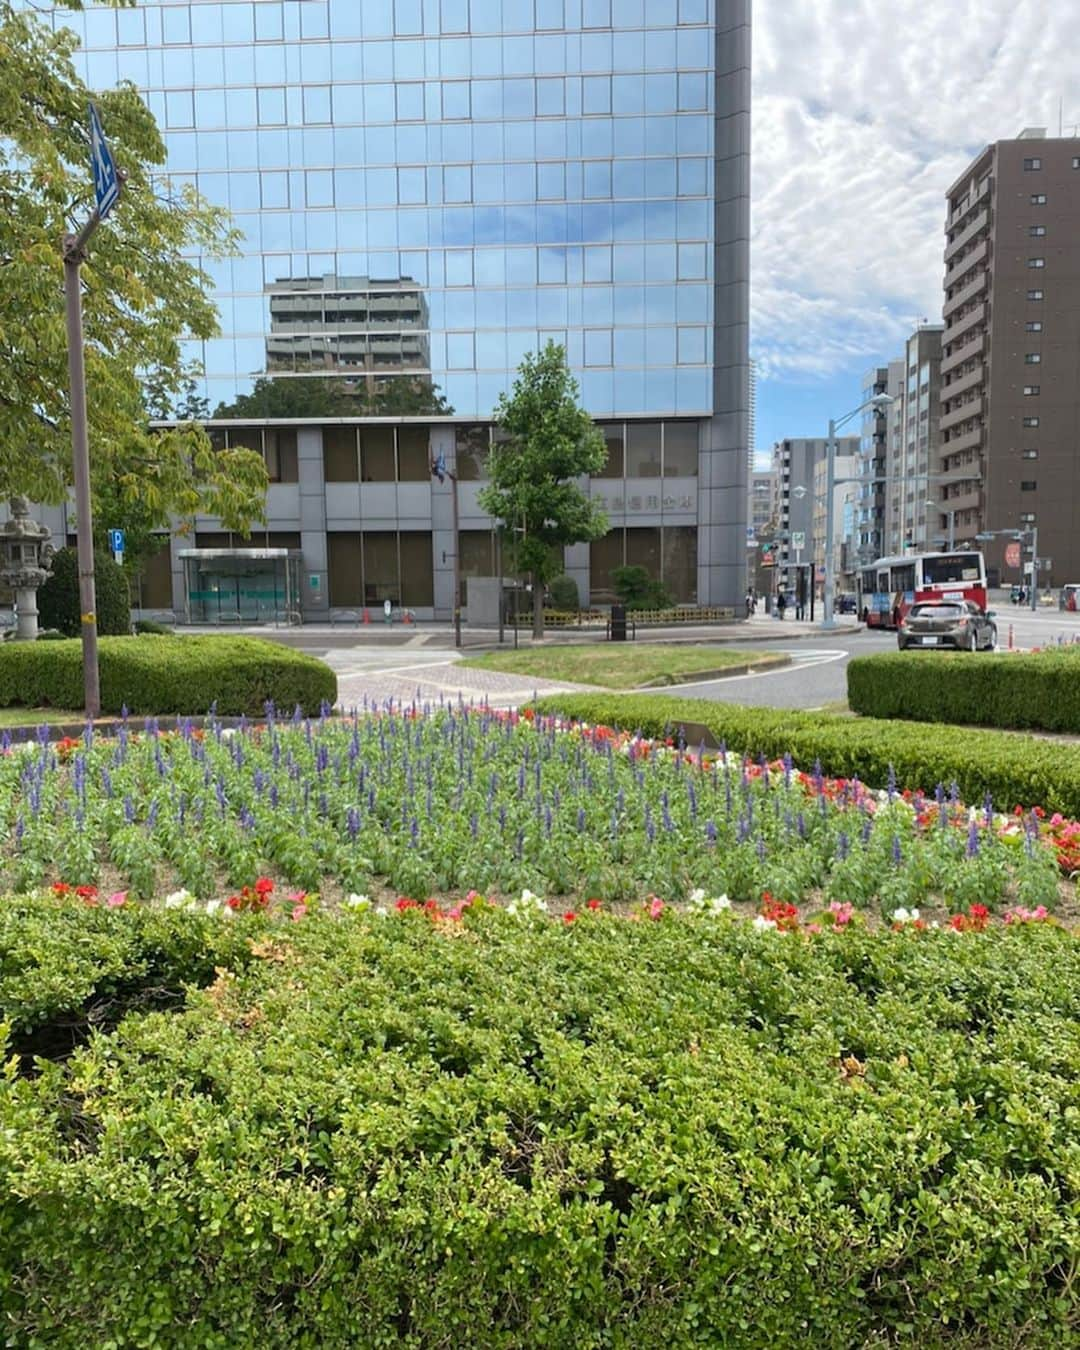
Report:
986,627,998,651
968,629,977,652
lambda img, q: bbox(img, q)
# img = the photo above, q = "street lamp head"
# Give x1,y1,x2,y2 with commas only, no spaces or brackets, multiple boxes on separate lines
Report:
792,485,808,500
868,393,895,412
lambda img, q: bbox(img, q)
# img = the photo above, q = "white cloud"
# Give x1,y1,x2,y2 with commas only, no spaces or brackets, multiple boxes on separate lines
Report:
752,0,1080,381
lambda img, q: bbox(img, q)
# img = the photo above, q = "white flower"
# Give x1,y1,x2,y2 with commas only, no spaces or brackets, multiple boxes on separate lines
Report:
219,728,237,740
689,888,732,915
374,905,390,918
205,899,223,917
752,915,778,932
343,892,371,911
164,889,192,910
891,907,921,926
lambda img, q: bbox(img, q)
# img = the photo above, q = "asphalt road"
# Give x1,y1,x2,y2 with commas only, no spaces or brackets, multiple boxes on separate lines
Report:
655,605,1080,710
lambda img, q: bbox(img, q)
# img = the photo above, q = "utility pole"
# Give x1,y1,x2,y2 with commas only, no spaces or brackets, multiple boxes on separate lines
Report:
430,452,461,648
63,103,124,718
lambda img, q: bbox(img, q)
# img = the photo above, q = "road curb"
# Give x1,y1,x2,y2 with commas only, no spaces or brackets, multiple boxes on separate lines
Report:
633,654,792,688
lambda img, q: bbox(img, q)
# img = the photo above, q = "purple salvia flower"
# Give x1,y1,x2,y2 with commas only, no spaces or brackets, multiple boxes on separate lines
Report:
837,830,849,860
705,819,717,843
577,807,586,832
124,795,135,824
797,812,807,839
892,835,902,866
967,819,980,857
983,790,994,829
756,836,767,862
887,764,897,802
782,752,793,787
862,815,873,845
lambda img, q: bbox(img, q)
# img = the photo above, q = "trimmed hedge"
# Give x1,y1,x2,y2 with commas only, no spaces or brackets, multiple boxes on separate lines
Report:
533,693,1080,817
848,648,1080,733
1,903,1077,1346
0,635,336,716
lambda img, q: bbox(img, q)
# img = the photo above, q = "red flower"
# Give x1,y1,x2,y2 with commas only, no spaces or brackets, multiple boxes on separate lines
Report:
563,911,577,924
226,895,243,911
586,898,602,911
948,913,967,931
395,897,419,911
254,877,274,896
52,882,73,896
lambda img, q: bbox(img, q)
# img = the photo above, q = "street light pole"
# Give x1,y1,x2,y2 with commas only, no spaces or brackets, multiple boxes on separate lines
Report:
823,416,838,629
1030,524,1039,613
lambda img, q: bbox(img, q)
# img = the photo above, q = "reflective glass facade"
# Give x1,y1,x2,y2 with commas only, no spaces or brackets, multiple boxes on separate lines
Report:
39,0,750,611
56,0,746,426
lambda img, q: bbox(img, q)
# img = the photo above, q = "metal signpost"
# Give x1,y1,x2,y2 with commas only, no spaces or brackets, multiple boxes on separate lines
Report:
430,452,462,648
108,528,125,566
64,103,124,717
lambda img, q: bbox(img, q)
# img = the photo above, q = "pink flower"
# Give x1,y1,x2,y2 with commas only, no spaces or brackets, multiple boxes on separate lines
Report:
290,904,307,922
648,896,665,920
827,901,854,928
805,922,823,935
446,905,464,921
106,891,127,909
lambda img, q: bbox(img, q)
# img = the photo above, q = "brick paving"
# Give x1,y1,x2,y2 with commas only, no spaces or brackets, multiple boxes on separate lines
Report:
335,661,593,712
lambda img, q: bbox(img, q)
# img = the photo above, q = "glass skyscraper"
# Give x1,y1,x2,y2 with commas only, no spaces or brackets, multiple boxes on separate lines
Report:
46,0,750,617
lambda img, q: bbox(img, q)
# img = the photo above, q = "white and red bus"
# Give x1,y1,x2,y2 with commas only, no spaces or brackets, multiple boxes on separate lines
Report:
858,551,988,628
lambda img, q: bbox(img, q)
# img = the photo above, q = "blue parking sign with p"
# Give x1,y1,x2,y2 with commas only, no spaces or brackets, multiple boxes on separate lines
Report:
108,528,125,559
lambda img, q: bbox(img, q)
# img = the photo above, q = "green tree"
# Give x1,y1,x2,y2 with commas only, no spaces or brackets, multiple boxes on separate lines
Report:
212,374,453,420
38,545,129,637
0,2,267,530
479,342,608,638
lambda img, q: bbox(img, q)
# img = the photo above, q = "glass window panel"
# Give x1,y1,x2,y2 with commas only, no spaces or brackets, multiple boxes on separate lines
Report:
626,528,662,583
264,429,299,483
585,329,612,366
135,540,174,610
678,157,708,196
440,0,470,33
400,532,434,607
363,532,400,606
626,422,662,476
538,162,566,200
324,427,359,481
583,0,612,26
644,72,677,114
678,0,709,21
677,326,707,365
398,167,427,204
584,161,612,199
257,87,286,126
614,328,645,367
539,248,567,284
395,0,424,34
301,3,330,39
445,249,474,286
303,86,332,125
583,76,611,115
255,5,284,41
166,91,195,129
447,332,475,368
589,529,623,604
306,170,334,208
536,0,565,29
396,82,425,121
162,7,191,43
504,79,536,118
459,530,496,577
364,83,395,122
360,426,395,482
456,425,490,480
662,526,697,603
260,172,289,209
328,534,364,606
442,81,471,120
663,422,698,476
397,427,431,481
677,242,706,280
537,78,566,116
595,423,624,478
678,72,708,111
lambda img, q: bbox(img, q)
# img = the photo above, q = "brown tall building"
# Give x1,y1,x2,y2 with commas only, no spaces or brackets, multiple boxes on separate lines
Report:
941,130,1080,587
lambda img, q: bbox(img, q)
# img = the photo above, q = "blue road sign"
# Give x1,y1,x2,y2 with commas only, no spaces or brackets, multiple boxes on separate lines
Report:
89,102,120,219
108,528,125,556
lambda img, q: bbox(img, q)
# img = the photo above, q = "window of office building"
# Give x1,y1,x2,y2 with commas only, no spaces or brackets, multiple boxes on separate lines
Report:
663,422,698,477
263,428,298,483
397,426,430,481
455,425,489,481
1028,289,1044,300
589,526,695,604
1027,257,1046,269
1023,385,1040,395
1021,481,1037,492
327,532,363,606
324,427,359,481
595,423,624,478
1023,415,1040,427
459,530,497,578
1026,321,1043,332
1024,353,1042,364
625,422,662,476
662,525,697,602
1023,157,1042,170
1029,225,1047,237
399,531,434,607
1031,193,1047,204
360,426,395,482
134,539,174,609
1022,449,1039,459
363,532,399,605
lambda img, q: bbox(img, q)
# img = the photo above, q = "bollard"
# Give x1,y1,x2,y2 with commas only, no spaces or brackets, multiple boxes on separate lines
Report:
362,609,370,624
1008,625,1013,650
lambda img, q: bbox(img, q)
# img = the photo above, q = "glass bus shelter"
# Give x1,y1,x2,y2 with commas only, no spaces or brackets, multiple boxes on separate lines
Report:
179,549,303,625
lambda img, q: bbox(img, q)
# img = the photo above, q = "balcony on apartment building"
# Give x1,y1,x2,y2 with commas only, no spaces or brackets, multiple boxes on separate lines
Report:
942,486,983,514
943,302,988,347
943,270,989,321
944,239,989,289
944,209,991,266
941,332,985,376
947,175,991,230
940,396,983,433
940,426,983,457
941,364,985,402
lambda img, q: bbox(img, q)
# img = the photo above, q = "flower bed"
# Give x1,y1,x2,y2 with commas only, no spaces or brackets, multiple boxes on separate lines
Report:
2,709,1077,925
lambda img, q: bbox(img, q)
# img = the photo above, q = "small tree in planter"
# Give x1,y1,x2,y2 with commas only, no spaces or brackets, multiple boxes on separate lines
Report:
479,343,608,638
612,564,672,612
38,547,130,638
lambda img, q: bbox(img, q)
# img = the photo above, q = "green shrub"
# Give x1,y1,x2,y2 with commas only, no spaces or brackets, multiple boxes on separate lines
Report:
0,904,1077,1346
35,629,66,641
612,563,672,611
134,617,173,635
547,573,579,611
533,692,1080,817
0,635,336,716
848,648,1080,733
38,546,130,637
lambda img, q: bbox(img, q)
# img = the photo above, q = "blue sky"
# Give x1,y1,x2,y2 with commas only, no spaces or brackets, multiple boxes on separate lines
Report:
750,0,1080,466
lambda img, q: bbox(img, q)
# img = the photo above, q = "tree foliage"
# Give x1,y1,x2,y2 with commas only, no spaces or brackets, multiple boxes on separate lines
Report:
479,343,607,635
0,1,267,531
212,375,453,420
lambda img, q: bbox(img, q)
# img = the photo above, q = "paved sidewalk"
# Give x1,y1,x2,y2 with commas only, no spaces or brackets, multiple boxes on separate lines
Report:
335,660,595,712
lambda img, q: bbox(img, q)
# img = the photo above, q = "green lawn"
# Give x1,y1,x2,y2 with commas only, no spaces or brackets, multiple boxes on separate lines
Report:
0,707,82,728
460,643,785,689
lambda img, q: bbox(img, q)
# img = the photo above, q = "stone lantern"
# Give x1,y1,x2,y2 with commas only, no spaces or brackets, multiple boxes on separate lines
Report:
0,497,56,640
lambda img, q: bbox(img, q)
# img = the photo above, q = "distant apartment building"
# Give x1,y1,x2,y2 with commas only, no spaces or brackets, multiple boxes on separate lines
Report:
942,130,1080,585
748,468,775,537
812,454,858,589
856,363,902,563
771,436,858,588
886,325,944,554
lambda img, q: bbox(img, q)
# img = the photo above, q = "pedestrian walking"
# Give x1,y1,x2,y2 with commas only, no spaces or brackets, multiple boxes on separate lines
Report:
777,586,786,621
745,589,754,618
